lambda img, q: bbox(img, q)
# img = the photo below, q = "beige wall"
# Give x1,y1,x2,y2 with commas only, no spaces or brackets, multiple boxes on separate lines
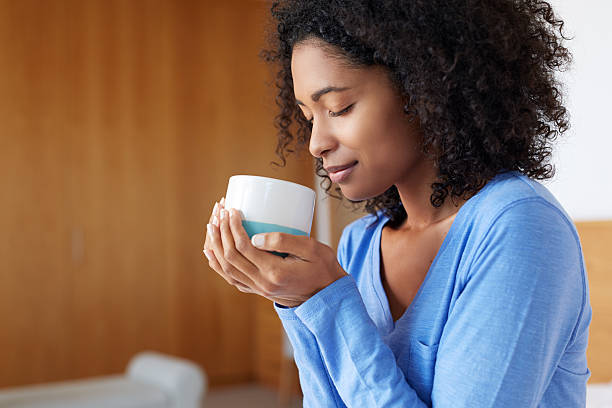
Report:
0,0,311,389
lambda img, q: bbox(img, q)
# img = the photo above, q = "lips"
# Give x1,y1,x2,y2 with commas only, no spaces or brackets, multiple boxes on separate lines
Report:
325,161,358,174
326,161,358,183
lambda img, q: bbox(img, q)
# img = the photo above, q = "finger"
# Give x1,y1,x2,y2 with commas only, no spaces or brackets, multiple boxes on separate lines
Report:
203,248,253,293
204,201,219,252
205,197,223,249
218,209,262,288
226,208,293,292
227,208,278,266
210,201,218,224
208,219,259,290
251,231,316,261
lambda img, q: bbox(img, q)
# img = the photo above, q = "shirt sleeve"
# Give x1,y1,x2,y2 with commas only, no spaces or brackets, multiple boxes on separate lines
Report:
288,198,588,407
275,304,347,407
272,228,355,407
287,223,427,407
293,275,429,407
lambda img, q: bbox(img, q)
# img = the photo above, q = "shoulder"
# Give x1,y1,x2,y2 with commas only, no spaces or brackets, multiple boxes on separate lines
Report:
461,173,589,345
462,172,585,299
468,171,571,221
463,171,577,241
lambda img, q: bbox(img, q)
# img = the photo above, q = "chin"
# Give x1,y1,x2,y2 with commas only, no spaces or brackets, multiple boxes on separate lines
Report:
339,186,383,202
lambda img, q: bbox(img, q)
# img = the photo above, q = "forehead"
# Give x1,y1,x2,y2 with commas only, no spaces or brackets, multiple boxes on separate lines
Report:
291,42,362,97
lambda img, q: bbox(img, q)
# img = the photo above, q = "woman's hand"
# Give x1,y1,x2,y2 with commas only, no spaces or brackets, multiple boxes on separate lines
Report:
202,198,347,307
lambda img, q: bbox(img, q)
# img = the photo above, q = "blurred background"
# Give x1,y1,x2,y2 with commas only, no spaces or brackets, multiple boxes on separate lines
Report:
0,0,610,407
0,0,362,406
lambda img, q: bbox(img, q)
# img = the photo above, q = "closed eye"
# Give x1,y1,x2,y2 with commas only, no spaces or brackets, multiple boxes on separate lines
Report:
329,103,354,118
301,103,355,124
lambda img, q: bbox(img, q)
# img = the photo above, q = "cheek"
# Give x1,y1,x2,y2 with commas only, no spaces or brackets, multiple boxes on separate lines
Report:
346,109,416,163
340,104,391,149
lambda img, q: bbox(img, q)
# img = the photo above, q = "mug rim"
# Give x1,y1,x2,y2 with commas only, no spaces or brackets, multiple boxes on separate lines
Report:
229,174,315,195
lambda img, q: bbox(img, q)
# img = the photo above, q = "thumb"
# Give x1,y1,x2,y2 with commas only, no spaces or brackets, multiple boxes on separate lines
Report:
251,232,314,260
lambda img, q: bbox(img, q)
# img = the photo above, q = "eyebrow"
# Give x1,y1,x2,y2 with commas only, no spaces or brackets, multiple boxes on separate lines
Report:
295,86,350,105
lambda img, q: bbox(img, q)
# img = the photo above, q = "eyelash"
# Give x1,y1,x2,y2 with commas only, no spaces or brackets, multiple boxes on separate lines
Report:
306,103,354,124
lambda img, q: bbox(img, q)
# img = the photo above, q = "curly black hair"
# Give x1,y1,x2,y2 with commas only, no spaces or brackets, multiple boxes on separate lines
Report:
261,0,571,229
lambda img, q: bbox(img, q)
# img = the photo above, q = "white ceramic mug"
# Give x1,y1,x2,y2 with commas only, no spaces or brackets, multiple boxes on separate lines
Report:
224,175,316,240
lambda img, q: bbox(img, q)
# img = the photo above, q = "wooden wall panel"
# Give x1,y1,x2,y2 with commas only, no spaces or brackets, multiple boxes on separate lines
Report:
253,296,285,389
0,0,311,389
0,0,78,385
575,221,612,383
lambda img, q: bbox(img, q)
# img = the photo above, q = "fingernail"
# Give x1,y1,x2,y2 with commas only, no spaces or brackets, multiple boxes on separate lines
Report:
203,249,212,261
212,215,218,226
213,202,218,214
207,223,213,235
220,209,227,220
220,197,225,207
252,234,264,248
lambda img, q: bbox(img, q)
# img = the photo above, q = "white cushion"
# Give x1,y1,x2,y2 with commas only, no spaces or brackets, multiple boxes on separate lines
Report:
587,381,612,408
0,375,169,408
127,351,206,408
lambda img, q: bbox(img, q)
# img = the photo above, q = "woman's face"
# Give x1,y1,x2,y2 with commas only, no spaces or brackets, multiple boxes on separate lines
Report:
291,40,428,201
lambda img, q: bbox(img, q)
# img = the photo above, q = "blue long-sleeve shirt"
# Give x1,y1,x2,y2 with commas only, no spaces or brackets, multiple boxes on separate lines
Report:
275,171,591,407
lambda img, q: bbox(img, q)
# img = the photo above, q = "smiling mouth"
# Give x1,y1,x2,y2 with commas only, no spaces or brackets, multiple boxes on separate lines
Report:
327,161,358,183
325,161,358,174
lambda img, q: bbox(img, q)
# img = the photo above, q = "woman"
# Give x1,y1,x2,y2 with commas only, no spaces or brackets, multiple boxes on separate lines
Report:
203,0,591,406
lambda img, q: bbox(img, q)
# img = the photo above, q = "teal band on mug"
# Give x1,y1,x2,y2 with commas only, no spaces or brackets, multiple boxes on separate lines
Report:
242,220,309,258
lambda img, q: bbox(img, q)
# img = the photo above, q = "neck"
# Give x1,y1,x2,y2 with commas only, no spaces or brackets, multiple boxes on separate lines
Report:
395,162,465,231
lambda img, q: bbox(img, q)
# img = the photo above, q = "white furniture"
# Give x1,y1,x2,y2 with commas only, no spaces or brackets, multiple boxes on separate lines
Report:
0,351,207,408
587,381,612,408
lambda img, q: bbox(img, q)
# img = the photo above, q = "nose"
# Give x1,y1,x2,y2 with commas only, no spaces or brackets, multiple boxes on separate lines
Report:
308,117,337,158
